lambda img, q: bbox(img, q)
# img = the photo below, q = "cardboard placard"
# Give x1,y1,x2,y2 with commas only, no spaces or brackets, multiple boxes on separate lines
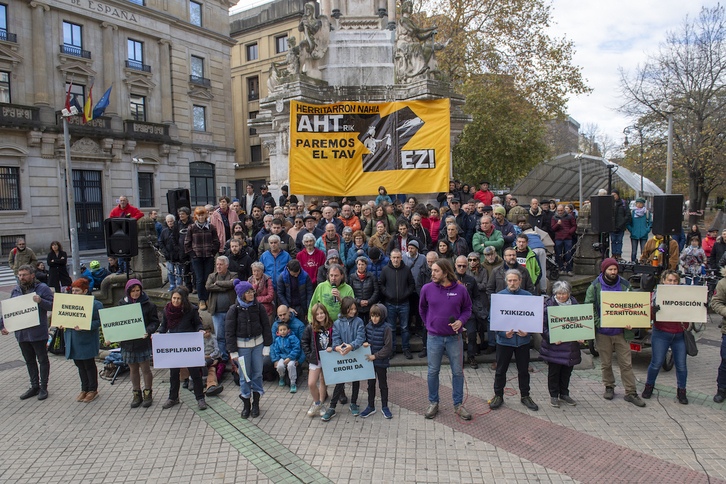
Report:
547,303,595,343
99,304,147,343
319,345,375,385
600,291,651,328
1,293,40,332
50,293,94,330
655,285,708,323
490,294,544,333
151,332,205,369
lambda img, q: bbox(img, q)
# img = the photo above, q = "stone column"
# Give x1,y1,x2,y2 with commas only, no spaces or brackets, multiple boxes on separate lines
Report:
320,0,332,19
387,0,396,29
29,2,50,105
158,39,173,124
101,22,118,115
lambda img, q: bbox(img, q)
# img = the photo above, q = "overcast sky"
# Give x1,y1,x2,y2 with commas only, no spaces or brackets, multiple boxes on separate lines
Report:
230,0,718,150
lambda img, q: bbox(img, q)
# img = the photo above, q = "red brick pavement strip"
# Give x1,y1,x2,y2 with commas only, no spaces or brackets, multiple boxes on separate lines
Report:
387,371,721,484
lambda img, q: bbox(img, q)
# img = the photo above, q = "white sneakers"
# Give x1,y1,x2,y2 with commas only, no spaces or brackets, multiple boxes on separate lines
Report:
307,401,321,417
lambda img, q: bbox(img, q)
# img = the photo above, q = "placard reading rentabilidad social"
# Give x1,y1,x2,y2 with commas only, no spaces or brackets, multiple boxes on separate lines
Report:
547,303,595,343
655,284,707,323
319,346,375,386
490,294,544,333
1,293,40,332
99,304,147,343
152,332,205,369
51,293,94,330
600,291,651,328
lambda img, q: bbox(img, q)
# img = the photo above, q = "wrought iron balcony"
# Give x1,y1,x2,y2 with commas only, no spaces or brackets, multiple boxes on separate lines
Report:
248,92,259,101
60,44,91,59
189,75,210,87
125,59,151,73
0,30,17,43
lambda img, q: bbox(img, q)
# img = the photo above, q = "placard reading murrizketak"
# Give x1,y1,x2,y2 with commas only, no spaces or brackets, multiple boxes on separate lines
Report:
1,293,40,332
152,332,205,369
319,346,375,386
600,291,651,328
50,293,94,330
99,304,147,343
655,284,707,323
490,294,544,333
547,304,595,343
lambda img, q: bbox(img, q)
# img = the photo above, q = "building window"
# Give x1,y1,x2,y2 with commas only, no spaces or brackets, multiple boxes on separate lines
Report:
189,161,215,206
246,43,258,61
249,110,258,135
193,105,206,131
138,172,154,208
127,0,144,5
0,166,20,210
130,94,146,121
190,1,202,27
63,21,82,48
191,56,204,78
0,71,10,103
275,35,288,54
247,76,259,101
65,83,84,111
0,4,6,32
127,39,144,70
250,145,262,163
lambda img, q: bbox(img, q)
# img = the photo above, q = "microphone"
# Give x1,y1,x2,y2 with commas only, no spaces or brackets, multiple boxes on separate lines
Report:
331,283,338,303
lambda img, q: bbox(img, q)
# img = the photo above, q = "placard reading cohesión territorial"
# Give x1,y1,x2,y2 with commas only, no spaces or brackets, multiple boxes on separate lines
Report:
99,304,147,343
600,292,651,328
490,294,544,333
151,332,205,369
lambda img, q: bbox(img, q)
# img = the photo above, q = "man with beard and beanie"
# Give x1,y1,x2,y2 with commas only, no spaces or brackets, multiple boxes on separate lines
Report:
584,258,645,407
492,206,517,248
0,265,54,400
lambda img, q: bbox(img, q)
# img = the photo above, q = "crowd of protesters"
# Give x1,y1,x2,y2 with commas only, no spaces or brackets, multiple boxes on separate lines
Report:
1,180,723,422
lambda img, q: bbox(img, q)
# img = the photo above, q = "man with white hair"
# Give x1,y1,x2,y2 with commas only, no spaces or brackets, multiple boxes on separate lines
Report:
316,206,344,235
260,235,291,290
205,256,237,364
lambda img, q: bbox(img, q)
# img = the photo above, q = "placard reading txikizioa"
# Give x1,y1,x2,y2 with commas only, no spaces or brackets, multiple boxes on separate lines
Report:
99,304,147,343
152,332,205,369
547,304,595,343
600,291,651,328
1,293,40,332
655,284,707,323
490,294,544,333
289,99,450,196
50,293,94,330
319,346,375,386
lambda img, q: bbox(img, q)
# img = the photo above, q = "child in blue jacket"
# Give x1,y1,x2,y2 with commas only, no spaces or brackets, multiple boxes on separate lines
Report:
321,296,366,421
270,321,302,393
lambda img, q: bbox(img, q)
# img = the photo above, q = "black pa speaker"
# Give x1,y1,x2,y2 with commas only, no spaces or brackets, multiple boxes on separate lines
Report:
652,194,684,236
167,188,191,215
104,218,138,257
590,195,614,233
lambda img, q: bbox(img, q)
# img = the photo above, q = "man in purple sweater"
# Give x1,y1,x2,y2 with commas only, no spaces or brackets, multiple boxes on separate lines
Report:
419,259,473,420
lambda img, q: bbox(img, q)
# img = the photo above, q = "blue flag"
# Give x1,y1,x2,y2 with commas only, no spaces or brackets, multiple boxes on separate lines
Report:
92,84,113,118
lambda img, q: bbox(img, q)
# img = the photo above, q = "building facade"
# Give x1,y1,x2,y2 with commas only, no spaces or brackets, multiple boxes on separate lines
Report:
229,0,305,195
0,0,236,254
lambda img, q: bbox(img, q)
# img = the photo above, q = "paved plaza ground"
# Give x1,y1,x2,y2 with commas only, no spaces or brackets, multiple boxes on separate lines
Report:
1,283,726,484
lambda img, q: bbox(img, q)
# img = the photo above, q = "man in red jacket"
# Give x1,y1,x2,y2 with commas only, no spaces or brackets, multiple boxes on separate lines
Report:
109,196,144,219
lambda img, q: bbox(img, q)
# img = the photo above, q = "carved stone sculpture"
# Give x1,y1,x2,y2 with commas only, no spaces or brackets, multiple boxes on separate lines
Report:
267,36,301,92
395,0,450,83
297,2,331,75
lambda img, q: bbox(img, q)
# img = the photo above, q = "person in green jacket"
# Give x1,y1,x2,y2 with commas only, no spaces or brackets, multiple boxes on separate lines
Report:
473,216,505,259
514,234,541,293
584,258,645,407
308,264,354,322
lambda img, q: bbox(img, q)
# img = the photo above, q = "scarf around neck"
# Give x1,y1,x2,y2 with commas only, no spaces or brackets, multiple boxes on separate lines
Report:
164,303,184,329
633,206,647,218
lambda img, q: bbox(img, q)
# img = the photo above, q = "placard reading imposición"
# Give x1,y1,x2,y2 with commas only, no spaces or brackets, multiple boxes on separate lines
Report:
655,284,707,323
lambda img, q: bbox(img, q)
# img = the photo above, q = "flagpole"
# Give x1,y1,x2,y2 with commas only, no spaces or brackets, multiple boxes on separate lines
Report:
62,114,80,280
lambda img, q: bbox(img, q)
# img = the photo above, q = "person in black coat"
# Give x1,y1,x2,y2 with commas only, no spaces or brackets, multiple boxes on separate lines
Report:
160,214,181,290
35,261,49,285
225,238,253,280
379,249,415,359
175,207,195,292
226,279,272,419
118,279,160,408
47,240,72,292
349,256,380,322
540,280,582,408
158,288,208,410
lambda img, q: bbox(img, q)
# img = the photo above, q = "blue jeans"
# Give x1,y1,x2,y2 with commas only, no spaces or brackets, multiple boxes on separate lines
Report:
235,344,264,399
647,328,687,389
427,334,464,405
191,257,215,302
386,302,410,350
555,239,573,272
684,275,702,285
718,335,726,391
630,238,647,261
166,261,181,289
610,231,624,256
212,313,229,362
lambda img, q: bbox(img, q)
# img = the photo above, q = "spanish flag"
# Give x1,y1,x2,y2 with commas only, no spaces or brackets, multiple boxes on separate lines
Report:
83,79,94,124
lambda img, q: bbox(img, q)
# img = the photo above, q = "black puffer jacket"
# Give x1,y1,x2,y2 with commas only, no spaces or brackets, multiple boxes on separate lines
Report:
349,270,380,315
379,261,414,304
224,299,272,355
160,226,179,262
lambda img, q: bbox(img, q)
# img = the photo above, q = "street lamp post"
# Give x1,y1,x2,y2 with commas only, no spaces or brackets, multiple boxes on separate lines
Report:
623,125,644,198
60,106,81,279
659,103,675,195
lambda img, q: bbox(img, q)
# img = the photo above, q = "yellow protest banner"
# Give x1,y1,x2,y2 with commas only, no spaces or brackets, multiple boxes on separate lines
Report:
600,291,651,328
51,293,94,330
289,99,450,196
